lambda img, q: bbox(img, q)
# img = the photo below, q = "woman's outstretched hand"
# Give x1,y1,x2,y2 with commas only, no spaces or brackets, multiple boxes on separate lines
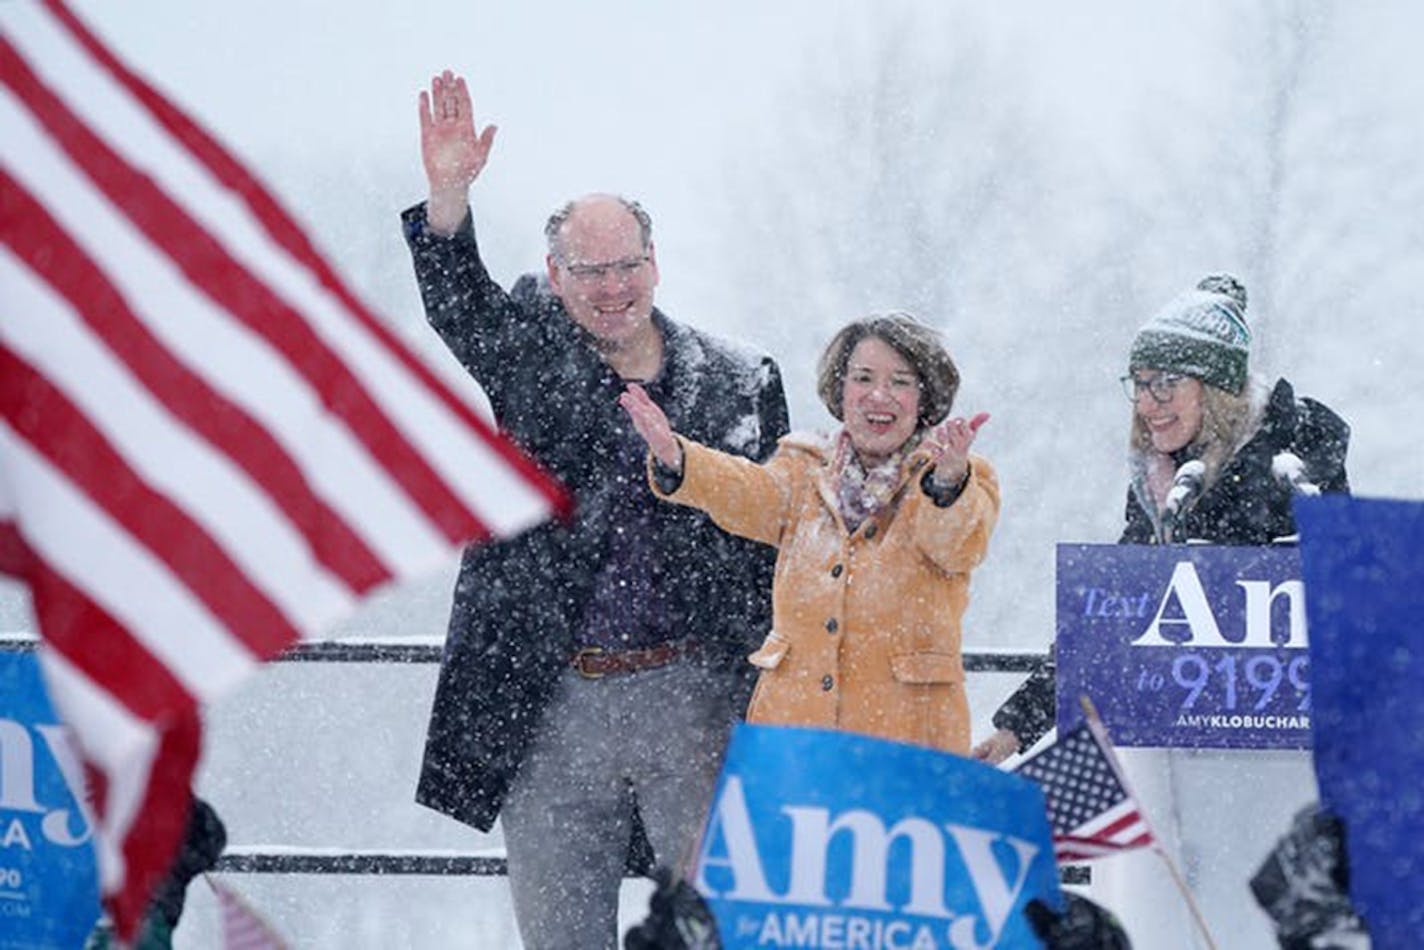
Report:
924,412,990,486
619,384,683,472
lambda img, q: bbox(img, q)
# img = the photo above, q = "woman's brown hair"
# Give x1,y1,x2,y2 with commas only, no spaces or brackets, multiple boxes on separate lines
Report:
816,312,959,429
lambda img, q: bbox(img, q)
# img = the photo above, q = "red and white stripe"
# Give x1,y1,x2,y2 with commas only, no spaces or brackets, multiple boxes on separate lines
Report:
1054,799,1154,863
0,0,569,937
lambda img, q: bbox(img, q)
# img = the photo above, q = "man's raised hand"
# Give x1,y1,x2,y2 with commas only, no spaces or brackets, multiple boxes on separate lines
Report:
418,70,497,234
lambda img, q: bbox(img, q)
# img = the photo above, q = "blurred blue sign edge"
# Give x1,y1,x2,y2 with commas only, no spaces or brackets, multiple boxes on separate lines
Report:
0,651,102,948
693,723,1060,949
1295,495,1424,943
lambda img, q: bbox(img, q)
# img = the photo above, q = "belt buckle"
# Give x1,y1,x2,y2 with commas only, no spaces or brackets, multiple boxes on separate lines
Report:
573,646,606,679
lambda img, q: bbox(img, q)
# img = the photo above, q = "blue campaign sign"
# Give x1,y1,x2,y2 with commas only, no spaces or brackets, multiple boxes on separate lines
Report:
1056,544,1310,749
1295,496,1424,945
693,724,1061,949
0,651,102,949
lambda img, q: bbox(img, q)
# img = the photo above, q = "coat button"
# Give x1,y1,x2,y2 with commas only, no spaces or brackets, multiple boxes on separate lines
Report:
863,524,878,540
821,674,834,691
830,563,844,578
825,618,838,634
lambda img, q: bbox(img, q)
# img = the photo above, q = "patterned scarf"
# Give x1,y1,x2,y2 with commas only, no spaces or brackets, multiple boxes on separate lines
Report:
832,429,922,532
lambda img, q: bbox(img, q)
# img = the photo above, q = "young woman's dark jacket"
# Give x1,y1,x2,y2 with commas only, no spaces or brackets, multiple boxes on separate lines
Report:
400,205,788,832
993,378,1349,751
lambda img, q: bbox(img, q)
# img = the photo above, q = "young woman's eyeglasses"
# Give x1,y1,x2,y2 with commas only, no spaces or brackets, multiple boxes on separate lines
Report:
562,255,650,283
1120,372,1186,403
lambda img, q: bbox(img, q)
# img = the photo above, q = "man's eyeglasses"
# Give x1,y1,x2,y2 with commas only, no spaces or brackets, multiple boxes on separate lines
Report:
562,255,650,283
1121,372,1186,403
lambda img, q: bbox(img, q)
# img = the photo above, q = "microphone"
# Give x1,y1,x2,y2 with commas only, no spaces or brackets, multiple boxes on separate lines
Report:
1272,452,1320,496
1164,460,1206,518
1159,460,1206,544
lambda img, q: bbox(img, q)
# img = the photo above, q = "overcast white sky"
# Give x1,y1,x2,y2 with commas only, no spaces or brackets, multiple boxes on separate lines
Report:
65,1,1423,345
74,1,832,258
60,2,1225,303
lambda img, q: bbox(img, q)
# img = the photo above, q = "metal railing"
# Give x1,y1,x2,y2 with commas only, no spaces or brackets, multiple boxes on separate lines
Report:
1,634,1049,672
3,634,1082,882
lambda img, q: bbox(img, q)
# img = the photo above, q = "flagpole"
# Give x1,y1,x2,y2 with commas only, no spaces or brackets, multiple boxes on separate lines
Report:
1078,697,1220,950
1149,845,1219,950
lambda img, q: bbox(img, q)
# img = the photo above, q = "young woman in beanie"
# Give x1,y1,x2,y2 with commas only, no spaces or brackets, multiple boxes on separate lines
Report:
975,273,1351,764
1119,273,1350,544
620,312,999,753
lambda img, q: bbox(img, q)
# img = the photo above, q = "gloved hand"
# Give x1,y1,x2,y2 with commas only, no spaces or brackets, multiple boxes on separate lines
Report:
1025,893,1132,949
1250,804,1369,948
624,866,721,950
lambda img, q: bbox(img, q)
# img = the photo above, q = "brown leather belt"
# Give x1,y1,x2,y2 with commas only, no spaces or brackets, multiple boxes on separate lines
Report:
571,639,699,679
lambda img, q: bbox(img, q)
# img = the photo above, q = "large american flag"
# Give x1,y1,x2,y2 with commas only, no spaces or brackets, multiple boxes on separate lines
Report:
1013,720,1155,863
0,0,569,938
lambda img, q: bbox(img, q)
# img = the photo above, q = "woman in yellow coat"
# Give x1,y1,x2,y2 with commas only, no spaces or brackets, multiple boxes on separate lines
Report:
620,313,998,754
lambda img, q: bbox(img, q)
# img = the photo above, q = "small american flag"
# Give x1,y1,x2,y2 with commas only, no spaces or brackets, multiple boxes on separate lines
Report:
1013,720,1154,863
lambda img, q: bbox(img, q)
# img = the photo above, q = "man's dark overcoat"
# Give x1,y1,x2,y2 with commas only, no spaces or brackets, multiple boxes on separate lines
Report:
401,205,788,830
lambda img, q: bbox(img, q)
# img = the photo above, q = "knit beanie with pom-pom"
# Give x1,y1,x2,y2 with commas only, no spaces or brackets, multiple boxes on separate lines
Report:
1129,273,1252,395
